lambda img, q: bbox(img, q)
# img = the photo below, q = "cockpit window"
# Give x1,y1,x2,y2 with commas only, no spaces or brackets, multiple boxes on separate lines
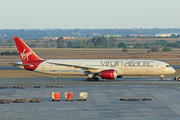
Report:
166,65,170,67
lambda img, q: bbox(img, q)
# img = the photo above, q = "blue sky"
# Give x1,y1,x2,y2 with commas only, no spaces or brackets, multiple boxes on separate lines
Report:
0,0,180,29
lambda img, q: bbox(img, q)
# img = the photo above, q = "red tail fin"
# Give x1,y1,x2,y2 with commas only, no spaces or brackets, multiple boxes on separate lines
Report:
13,37,41,62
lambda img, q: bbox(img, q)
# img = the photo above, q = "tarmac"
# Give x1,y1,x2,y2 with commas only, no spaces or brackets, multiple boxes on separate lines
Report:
1,78,180,119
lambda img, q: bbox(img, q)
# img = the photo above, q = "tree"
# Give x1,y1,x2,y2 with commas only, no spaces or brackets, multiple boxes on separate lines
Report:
147,50,151,54
126,35,130,38
11,51,19,55
122,48,128,52
170,34,176,38
1,51,18,55
151,46,159,52
154,40,167,46
144,42,151,49
177,34,180,38
118,42,126,48
67,41,73,48
92,36,98,46
162,47,172,51
138,44,144,49
133,43,140,49
1,51,11,55
49,39,54,43
88,43,94,48
57,37,64,48
96,37,107,47
29,44,35,47
108,37,117,47
36,40,39,43
75,40,88,48
177,44,180,48
86,38,93,45
86,36,98,46
167,42,173,48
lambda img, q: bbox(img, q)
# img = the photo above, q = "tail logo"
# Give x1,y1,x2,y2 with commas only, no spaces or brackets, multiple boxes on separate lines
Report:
21,49,33,61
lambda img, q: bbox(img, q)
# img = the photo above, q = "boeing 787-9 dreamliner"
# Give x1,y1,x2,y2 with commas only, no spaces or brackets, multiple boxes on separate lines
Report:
12,37,176,81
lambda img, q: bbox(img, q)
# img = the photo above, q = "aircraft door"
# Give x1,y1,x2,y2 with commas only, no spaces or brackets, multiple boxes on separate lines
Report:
42,63,46,69
156,63,160,70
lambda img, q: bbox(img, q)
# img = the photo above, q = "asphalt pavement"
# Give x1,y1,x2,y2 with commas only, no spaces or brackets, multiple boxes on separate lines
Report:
1,85,180,119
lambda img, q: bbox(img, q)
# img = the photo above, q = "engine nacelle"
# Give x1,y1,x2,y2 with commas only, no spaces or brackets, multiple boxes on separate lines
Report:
100,69,117,79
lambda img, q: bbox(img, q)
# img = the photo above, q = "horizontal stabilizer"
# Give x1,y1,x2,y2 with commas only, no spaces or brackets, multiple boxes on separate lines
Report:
8,62,34,67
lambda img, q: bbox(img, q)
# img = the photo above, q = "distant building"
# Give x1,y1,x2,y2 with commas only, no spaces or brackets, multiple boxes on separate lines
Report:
103,35,122,38
153,33,180,37
44,37,58,40
130,34,139,37
130,34,151,37
63,36,71,39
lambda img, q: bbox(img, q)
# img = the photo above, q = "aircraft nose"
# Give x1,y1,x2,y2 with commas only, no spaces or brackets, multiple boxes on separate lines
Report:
171,67,176,74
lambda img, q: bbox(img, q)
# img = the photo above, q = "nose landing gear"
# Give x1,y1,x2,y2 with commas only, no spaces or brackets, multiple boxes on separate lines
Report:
159,75,164,81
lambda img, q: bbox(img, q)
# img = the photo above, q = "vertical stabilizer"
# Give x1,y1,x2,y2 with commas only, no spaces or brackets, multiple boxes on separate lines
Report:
13,37,41,62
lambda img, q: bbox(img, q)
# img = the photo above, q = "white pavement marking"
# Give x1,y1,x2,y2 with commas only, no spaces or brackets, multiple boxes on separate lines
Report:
171,89,180,95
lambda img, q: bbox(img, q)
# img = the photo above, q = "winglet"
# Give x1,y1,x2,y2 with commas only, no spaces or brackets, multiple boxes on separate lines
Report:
13,37,41,62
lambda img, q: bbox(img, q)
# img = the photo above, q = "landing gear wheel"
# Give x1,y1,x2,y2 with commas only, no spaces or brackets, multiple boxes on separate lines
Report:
159,78,163,81
86,78,91,81
91,78,96,81
95,77,99,81
86,77,99,81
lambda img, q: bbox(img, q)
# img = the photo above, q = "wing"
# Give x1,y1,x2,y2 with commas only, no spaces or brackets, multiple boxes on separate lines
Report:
47,62,102,73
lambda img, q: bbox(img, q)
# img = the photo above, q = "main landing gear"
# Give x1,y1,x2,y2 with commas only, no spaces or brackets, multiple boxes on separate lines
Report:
86,77,99,81
159,75,164,81
159,77,163,81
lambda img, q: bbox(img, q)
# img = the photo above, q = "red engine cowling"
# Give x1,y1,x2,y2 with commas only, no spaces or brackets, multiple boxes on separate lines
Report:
100,69,117,79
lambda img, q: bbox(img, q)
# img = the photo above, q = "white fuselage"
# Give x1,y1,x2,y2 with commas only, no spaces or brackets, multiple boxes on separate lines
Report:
13,37,176,80
32,59,175,76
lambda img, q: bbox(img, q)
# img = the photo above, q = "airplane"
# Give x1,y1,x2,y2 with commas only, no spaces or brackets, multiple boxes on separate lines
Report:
11,36,176,81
